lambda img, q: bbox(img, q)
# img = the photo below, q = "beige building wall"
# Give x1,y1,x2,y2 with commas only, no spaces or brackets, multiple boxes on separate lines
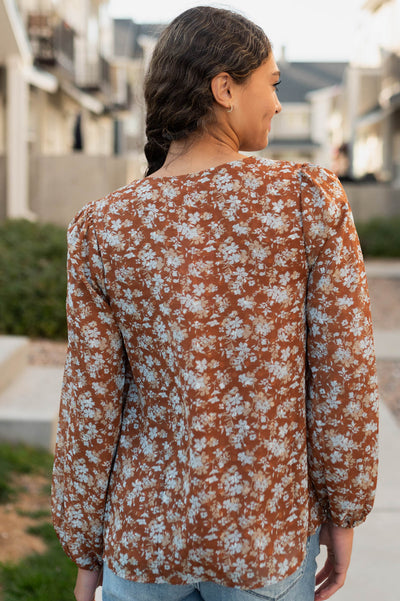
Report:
1,0,137,220
270,104,310,141
342,65,386,179
16,0,87,35
55,0,87,34
74,1,113,88
346,1,400,181
267,104,313,164
29,88,73,155
353,123,384,178
14,0,115,158
308,86,344,169
344,182,400,222
357,0,400,66
28,86,114,156
84,112,114,155
23,154,400,228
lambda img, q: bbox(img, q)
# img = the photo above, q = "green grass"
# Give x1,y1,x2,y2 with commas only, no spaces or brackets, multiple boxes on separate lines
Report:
0,524,76,601
0,443,76,600
0,443,53,504
16,509,51,520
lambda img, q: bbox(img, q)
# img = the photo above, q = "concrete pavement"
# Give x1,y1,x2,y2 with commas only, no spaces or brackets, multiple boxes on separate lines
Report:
0,336,63,450
318,401,400,601
316,259,400,600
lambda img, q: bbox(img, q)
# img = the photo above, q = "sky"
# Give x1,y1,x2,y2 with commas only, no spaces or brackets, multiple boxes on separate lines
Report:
109,0,367,62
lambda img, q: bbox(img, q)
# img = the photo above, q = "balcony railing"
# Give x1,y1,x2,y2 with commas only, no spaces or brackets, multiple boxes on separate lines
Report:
77,55,112,96
54,20,75,73
28,13,75,75
27,12,115,104
28,13,56,64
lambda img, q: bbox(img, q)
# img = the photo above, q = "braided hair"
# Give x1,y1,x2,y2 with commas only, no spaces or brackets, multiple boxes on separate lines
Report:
144,6,271,176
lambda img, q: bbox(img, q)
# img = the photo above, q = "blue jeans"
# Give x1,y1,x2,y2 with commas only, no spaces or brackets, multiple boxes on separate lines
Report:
102,530,320,601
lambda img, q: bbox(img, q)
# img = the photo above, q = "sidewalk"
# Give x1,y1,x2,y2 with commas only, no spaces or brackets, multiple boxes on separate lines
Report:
320,402,400,601
329,259,400,601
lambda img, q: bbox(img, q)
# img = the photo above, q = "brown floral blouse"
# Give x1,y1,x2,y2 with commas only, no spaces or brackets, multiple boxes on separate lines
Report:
51,156,379,589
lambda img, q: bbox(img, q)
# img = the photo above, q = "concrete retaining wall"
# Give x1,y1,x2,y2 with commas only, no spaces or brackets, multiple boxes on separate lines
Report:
343,183,400,223
29,154,145,227
1,155,399,226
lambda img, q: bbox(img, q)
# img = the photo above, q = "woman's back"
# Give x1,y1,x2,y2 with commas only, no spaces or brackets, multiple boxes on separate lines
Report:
52,156,378,588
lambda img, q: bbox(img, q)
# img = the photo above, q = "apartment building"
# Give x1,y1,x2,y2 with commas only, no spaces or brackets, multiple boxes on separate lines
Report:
1,0,398,223
265,53,347,169
347,0,400,182
112,18,161,154
14,0,117,156
0,0,152,221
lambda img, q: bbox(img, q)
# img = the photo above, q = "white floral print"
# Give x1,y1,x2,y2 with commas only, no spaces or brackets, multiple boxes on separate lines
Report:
52,156,378,589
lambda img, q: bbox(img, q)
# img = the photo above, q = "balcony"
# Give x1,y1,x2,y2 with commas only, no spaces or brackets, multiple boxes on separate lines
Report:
54,19,75,73
77,55,112,98
380,52,400,110
28,13,75,76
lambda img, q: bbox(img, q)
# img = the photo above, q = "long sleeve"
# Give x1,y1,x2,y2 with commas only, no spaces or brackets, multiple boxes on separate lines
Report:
51,206,132,570
300,165,379,528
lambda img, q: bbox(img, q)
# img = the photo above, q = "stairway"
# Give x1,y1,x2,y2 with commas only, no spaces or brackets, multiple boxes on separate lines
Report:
0,336,63,451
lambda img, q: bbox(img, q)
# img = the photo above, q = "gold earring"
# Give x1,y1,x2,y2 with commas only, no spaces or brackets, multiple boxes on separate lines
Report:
227,105,233,113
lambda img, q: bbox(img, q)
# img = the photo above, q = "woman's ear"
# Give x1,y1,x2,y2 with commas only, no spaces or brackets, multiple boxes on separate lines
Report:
211,72,234,110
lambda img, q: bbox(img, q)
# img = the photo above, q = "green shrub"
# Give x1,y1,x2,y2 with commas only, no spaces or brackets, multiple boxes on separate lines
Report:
356,216,400,258
0,215,397,344
0,219,67,340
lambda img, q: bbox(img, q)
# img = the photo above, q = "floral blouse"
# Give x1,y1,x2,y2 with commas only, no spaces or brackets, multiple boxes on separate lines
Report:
51,156,379,589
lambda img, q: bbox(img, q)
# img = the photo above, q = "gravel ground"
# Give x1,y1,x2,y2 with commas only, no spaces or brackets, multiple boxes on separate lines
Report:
27,339,67,368
27,276,400,426
367,277,400,330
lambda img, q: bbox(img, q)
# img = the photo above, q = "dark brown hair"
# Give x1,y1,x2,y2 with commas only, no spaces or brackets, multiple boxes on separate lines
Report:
144,6,271,175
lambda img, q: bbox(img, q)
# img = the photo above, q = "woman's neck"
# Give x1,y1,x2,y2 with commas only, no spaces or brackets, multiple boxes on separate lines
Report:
148,131,246,179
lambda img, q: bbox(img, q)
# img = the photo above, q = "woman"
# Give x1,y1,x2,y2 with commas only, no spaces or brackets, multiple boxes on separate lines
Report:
52,6,379,601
